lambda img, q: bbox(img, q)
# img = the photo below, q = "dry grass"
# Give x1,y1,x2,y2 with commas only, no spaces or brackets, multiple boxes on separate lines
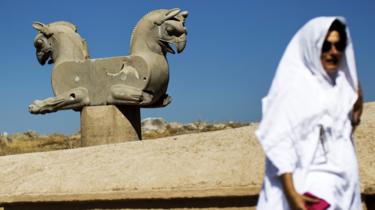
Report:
0,134,80,156
0,121,249,156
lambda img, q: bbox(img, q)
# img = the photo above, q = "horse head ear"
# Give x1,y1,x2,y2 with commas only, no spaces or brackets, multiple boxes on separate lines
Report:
32,21,53,36
164,8,181,21
154,8,181,26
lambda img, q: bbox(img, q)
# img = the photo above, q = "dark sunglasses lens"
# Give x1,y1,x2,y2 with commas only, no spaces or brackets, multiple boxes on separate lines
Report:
335,42,346,51
322,41,346,52
322,41,331,52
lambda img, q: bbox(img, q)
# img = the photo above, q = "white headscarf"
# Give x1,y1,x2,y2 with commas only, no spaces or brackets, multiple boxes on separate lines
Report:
256,17,358,175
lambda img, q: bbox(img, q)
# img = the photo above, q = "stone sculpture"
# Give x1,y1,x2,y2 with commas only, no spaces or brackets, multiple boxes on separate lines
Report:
29,8,188,114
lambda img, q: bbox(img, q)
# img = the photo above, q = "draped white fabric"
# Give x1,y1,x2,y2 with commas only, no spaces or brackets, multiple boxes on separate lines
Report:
256,17,361,209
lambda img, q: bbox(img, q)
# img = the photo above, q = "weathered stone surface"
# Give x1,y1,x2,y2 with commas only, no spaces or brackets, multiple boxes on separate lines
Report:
141,117,168,132
0,102,374,209
81,105,141,146
0,126,260,207
356,102,375,195
141,119,249,140
29,9,188,114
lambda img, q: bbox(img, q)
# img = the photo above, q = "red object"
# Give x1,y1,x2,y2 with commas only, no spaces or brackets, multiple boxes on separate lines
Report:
303,192,330,210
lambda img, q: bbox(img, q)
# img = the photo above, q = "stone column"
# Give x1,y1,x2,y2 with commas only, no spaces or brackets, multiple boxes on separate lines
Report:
80,105,141,147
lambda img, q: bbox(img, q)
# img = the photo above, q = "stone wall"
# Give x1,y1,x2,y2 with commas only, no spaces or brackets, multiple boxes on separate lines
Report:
0,102,374,209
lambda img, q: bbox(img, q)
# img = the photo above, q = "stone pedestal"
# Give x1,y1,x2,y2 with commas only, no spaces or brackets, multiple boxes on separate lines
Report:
80,105,141,147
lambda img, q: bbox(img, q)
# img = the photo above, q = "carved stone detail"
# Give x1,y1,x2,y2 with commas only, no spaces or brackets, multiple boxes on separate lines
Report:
29,8,188,114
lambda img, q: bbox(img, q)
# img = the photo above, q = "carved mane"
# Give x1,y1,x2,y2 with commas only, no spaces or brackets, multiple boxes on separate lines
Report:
47,21,90,64
48,21,77,32
129,9,165,50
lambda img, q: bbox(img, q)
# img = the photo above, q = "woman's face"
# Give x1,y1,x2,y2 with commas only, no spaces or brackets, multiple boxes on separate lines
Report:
320,30,345,75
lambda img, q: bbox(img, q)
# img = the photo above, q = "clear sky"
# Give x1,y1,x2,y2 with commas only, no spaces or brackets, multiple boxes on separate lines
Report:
0,0,374,134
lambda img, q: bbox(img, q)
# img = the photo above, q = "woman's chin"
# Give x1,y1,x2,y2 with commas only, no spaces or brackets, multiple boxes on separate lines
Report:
323,64,339,75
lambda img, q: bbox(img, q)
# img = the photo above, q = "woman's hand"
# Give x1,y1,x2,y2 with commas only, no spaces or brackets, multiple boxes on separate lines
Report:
286,191,320,210
280,173,319,210
352,82,363,132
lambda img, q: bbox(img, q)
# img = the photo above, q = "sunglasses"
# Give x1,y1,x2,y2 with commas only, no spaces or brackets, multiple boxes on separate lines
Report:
322,40,346,52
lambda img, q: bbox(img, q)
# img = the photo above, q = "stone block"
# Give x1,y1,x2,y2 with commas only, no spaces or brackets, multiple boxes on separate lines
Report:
81,105,141,147
0,127,261,209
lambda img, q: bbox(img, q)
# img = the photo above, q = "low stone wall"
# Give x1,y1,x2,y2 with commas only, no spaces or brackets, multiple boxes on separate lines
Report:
0,102,374,209
0,126,262,209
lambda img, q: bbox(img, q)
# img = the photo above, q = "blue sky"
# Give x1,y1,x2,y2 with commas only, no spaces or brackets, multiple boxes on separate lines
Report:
0,0,374,134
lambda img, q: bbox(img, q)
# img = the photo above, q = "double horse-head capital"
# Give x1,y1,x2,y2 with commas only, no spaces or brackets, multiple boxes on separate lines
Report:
29,8,188,114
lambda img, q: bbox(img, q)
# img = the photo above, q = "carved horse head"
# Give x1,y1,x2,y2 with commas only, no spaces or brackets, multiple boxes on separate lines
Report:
29,9,188,115
32,21,89,66
130,8,188,55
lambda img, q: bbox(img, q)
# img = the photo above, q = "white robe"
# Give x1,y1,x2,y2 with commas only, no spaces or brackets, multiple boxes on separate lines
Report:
255,17,361,210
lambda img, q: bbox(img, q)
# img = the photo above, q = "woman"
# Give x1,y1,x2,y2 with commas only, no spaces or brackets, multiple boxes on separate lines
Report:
256,17,362,210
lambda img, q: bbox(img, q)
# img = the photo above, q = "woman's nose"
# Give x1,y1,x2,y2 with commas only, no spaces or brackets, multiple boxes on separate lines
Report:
330,45,340,55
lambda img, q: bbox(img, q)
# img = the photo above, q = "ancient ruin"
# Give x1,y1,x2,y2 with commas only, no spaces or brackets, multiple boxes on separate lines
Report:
28,8,188,145
29,8,188,113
